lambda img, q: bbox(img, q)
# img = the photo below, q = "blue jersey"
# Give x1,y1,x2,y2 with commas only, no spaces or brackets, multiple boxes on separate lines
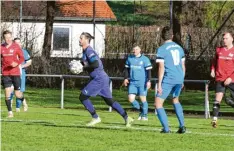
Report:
156,41,185,84
21,49,31,75
82,46,106,78
125,54,152,85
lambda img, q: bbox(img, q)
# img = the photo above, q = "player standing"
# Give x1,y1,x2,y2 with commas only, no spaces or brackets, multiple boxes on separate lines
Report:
124,46,152,120
155,26,186,133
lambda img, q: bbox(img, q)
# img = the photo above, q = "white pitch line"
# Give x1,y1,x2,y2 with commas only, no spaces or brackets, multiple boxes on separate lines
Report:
2,118,234,137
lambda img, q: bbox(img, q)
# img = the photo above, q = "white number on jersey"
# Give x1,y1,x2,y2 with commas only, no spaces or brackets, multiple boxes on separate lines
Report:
170,49,180,65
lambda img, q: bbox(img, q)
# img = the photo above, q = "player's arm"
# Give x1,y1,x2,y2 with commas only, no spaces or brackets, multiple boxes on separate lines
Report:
11,45,24,67
157,62,164,87
145,58,153,89
82,52,99,70
22,50,32,68
156,48,165,94
123,57,130,86
22,59,32,68
211,48,218,78
181,56,186,78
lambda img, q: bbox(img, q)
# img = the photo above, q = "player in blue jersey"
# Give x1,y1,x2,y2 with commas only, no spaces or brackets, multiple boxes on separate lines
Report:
124,46,152,120
10,38,32,112
78,32,133,127
155,26,186,133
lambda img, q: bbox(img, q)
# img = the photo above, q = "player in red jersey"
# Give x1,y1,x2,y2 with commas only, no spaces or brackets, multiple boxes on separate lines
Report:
210,32,234,128
1,30,25,118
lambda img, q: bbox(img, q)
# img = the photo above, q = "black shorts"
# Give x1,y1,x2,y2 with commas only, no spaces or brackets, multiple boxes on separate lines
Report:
1,76,21,90
215,81,234,93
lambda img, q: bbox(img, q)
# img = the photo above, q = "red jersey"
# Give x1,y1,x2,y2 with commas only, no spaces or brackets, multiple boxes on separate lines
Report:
1,42,24,76
211,47,234,81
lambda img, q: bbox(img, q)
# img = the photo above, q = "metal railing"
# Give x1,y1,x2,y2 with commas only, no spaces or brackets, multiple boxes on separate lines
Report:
25,74,210,119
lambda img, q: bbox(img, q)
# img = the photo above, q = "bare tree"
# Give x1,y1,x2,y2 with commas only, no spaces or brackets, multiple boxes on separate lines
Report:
42,1,56,59
172,1,182,46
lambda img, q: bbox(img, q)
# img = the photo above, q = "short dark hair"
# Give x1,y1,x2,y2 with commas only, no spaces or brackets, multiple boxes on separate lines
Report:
223,32,233,39
81,32,94,43
161,26,173,41
2,30,12,37
14,37,20,41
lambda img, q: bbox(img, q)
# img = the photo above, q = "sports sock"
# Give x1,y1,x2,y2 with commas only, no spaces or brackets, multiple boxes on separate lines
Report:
131,100,140,110
173,102,184,127
142,101,148,117
156,108,169,132
112,101,128,120
5,99,12,111
16,98,22,108
82,99,98,118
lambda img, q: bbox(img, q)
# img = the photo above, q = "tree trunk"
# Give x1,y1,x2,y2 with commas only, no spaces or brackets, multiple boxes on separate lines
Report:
42,1,55,59
172,1,182,46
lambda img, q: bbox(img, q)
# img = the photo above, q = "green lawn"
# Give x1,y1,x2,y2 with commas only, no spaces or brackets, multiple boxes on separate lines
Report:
1,87,234,151
3,87,233,113
1,107,234,151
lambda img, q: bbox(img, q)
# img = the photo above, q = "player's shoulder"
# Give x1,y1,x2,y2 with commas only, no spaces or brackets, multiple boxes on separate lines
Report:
85,46,94,53
1,43,6,47
127,54,135,59
216,47,224,53
141,54,150,60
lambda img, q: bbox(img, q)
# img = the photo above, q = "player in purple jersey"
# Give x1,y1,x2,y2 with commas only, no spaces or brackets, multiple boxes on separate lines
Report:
78,32,133,127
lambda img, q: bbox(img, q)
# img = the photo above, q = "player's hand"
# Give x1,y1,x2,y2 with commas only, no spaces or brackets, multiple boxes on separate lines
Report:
123,79,129,86
157,85,162,95
146,81,151,90
210,70,215,78
224,77,232,86
11,61,18,67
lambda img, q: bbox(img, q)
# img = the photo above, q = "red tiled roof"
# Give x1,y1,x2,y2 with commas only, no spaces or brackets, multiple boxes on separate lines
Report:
57,0,116,19
1,0,116,21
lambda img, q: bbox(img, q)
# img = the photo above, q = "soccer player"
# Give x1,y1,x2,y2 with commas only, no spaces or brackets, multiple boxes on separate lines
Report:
155,26,186,133
1,30,25,118
9,38,32,112
78,32,133,127
124,46,152,120
210,32,234,128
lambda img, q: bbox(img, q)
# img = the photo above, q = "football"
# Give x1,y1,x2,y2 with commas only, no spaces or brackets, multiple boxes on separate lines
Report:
69,60,83,74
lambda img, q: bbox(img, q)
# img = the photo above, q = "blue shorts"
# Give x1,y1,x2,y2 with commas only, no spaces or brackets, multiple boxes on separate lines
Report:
156,83,182,100
82,74,112,98
128,84,147,96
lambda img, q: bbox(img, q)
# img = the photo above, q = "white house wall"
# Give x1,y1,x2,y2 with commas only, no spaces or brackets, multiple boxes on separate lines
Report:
1,22,106,58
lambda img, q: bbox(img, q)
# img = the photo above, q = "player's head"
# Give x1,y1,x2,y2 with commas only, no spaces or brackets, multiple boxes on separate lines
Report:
132,46,141,56
79,32,94,47
14,38,22,48
161,26,173,41
222,32,233,47
2,30,13,45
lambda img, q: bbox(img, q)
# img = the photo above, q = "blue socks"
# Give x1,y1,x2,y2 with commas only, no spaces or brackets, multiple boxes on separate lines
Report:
173,103,184,128
142,101,148,117
82,99,98,118
16,98,22,108
156,108,169,132
131,100,140,110
9,92,24,109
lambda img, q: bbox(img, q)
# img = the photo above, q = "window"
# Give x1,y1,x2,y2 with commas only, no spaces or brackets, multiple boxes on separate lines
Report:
51,25,72,57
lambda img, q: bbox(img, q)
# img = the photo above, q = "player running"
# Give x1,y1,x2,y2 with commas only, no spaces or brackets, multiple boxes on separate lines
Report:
210,32,234,128
78,32,134,127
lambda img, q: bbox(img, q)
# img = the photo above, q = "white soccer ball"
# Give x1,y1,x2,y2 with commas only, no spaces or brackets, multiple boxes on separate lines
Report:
69,60,83,74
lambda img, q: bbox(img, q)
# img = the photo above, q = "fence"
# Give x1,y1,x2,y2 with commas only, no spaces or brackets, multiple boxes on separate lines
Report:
25,74,210,119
